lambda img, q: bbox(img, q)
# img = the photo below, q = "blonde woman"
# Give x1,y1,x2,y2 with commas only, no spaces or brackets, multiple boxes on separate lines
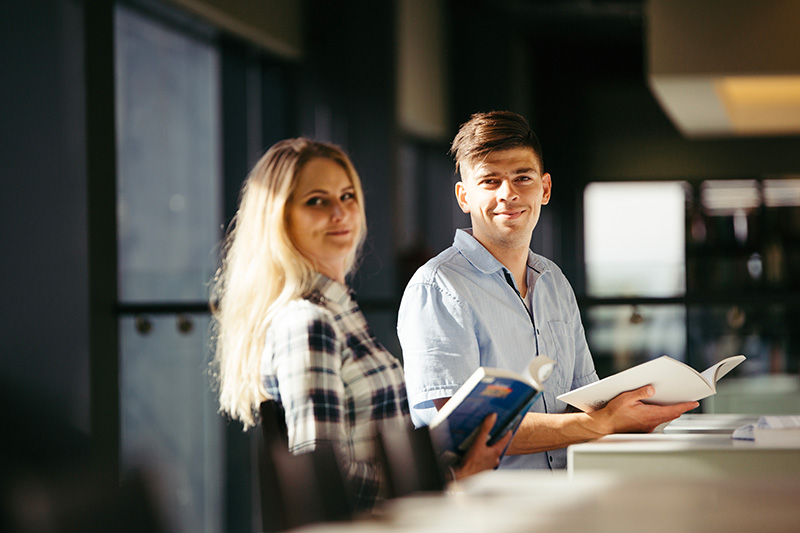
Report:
211,138,509,511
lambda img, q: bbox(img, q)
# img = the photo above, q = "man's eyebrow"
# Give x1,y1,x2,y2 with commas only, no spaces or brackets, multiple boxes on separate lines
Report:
476,167,537,178
476,169,501,178
513,167,538,175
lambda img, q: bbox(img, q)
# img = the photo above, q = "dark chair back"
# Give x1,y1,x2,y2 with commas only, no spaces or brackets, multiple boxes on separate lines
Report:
259,400,288,447
257,401,353,532
375,420,446,499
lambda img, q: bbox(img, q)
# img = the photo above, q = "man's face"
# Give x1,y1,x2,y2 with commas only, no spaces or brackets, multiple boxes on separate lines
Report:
455,147,551,252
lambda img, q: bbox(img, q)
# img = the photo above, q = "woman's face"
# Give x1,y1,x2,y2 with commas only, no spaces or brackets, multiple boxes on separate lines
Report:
287,157,361,283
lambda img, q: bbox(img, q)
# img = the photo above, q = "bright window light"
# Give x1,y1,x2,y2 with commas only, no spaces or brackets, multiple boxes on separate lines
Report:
585,182,686,298
700,180,760,215
764,178,800,207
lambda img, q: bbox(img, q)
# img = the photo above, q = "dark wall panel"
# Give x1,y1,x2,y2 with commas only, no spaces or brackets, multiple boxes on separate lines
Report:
0,0,91,434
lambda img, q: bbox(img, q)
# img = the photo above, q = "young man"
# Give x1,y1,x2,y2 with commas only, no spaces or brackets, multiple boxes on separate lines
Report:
397,111,697,470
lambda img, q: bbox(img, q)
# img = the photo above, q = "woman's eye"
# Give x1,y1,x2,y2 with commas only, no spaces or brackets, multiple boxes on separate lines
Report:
306,197,324,207
341,192,355,202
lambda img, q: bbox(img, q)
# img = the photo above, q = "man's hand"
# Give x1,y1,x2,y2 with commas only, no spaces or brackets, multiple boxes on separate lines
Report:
590,385,699,435
452,413,513,480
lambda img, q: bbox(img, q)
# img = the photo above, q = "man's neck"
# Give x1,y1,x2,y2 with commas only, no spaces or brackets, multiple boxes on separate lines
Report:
480,240,530,298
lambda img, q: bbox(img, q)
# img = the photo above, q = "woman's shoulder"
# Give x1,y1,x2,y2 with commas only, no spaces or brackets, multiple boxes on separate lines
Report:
265,297,344,368
270,296,337,331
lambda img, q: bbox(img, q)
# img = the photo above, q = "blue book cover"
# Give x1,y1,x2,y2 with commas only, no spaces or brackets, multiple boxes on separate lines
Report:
429,356,555,464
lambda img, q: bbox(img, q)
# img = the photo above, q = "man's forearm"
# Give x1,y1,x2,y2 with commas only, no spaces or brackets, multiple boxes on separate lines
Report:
505,387,699,455
505,411,610,455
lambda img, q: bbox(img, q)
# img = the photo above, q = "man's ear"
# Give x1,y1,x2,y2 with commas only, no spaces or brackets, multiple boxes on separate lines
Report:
455,181,470,214
541,173,552,205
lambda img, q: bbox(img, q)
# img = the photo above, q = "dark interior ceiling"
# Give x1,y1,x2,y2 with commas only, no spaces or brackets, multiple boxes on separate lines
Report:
485,0,646,39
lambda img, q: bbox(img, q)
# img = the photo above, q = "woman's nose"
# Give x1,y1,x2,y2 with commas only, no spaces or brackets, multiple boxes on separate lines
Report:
330,200,345,220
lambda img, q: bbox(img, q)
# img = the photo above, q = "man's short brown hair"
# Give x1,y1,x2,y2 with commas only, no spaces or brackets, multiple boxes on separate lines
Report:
449,111,543,175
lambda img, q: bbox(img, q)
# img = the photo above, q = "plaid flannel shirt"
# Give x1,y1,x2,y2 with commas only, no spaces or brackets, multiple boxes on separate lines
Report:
262,274,410,510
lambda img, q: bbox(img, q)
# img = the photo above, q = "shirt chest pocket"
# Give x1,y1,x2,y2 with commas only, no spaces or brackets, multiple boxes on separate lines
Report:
544,320,575,387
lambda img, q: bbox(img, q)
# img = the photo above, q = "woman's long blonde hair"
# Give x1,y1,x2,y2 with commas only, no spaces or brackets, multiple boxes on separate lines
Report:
210,138,367,428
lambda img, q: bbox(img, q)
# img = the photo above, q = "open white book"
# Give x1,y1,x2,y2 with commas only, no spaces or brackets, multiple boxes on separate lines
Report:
557,354,746,412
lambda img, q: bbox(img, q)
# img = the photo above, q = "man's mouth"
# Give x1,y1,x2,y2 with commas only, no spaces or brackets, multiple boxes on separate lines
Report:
494,209,524,218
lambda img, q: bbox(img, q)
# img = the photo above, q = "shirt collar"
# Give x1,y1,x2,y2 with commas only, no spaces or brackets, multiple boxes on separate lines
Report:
453,228,549,276
308,273,354,307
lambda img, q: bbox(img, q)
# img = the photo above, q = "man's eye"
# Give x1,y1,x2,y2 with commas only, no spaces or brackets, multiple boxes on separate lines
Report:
481,179,497,186
517,175,532,181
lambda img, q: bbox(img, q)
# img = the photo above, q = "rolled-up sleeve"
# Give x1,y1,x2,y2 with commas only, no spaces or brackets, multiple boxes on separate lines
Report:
398,279,480,427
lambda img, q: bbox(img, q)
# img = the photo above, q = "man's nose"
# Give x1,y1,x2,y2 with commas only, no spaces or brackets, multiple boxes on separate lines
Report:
497,179,518,201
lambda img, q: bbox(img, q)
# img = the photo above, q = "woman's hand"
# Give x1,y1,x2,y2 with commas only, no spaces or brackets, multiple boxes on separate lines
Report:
452,413,513,480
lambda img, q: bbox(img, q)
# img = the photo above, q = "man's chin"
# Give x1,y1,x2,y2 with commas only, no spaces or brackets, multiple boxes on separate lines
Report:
495,221,529,235
489,227,532,247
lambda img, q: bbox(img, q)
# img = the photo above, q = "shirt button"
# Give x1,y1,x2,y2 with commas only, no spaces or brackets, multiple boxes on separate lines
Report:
536,329,540,335
549,456,553,462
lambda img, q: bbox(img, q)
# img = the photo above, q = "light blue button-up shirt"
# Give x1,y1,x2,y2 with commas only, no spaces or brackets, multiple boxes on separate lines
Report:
397,229,598,469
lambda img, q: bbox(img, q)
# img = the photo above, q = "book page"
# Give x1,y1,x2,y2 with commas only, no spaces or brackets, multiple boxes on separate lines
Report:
526,355,556,390
699,354,747,385
557,356,721,412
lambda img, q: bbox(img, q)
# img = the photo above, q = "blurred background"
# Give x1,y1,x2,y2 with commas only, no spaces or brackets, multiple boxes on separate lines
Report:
2,0,799,531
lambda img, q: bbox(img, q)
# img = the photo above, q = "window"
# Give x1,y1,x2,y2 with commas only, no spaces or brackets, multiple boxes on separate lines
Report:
115,5,222,303
583,181,688,376
583,178,800,382
586,304,687,376
686,177,800,376
115,5,222,532
584,181,686,298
